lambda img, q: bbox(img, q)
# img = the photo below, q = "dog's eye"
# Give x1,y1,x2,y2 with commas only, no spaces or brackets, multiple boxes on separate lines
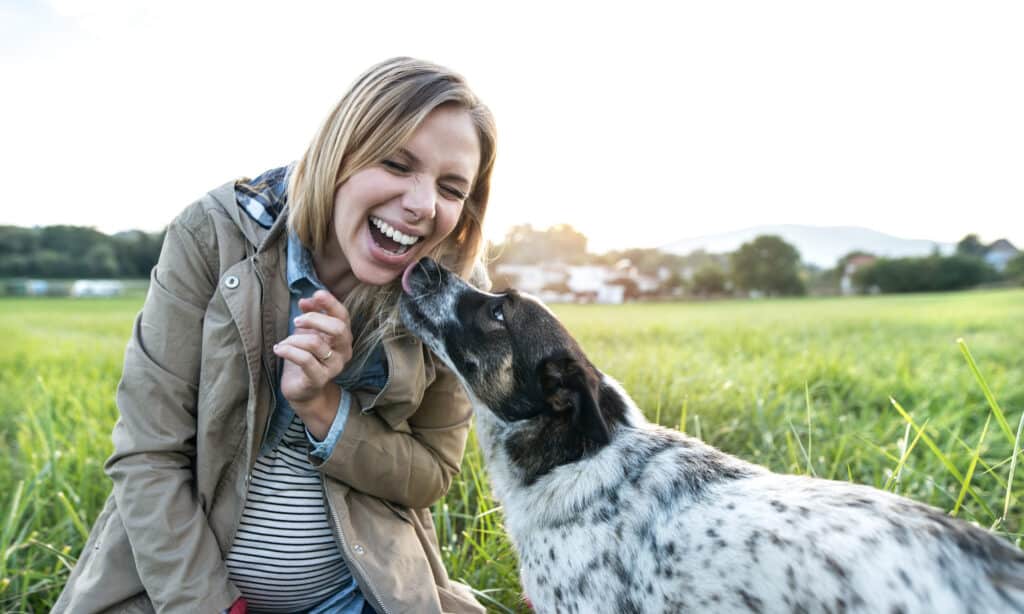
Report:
490,302,505,323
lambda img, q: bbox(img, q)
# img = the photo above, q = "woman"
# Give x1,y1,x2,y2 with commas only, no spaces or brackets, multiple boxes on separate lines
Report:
54,57,496,614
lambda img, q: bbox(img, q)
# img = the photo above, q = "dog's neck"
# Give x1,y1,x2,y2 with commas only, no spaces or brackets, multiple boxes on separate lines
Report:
475,376,654,533
476,377,760,539
475,375,643,490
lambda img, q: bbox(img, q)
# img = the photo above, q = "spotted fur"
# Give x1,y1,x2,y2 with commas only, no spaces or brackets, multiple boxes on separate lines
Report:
399,258,1024,614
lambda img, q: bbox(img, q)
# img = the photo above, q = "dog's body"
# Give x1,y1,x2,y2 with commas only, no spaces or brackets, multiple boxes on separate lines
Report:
399,259,1024,614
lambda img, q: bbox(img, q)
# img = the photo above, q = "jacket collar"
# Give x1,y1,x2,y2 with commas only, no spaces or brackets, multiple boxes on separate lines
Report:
207,164,293,254
206,179,289,254
258,207,291,256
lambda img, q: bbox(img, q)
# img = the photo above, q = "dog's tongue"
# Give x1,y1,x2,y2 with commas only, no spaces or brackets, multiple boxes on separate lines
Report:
401,261,417,294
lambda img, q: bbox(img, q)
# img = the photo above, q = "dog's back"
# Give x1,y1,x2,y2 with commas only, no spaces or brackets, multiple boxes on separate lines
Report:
498,411,1024,614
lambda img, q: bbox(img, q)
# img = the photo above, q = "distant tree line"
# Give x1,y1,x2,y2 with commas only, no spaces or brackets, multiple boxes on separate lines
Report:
489,224,810,297
852,254,996,293
845,234,1021,293
5,222,1020,296
489,225,1024,298
0,225,164,279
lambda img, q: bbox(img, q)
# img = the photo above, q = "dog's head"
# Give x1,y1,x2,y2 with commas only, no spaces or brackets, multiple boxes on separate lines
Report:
399,258,616,446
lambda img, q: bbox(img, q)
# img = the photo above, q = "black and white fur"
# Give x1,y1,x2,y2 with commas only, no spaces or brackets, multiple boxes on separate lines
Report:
399,258,1024,614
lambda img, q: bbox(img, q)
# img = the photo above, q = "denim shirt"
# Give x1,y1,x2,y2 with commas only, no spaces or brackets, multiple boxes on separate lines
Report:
258,230,388,458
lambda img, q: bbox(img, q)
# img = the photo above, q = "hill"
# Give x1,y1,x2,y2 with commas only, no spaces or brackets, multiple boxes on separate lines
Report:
660,224,954,268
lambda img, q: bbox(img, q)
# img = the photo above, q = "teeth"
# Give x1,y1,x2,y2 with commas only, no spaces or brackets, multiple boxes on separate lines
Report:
371,216,420,246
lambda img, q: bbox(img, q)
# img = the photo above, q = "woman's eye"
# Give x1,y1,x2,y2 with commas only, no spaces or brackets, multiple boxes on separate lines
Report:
490,302,504,323
441,185,467,201
382,160,410,173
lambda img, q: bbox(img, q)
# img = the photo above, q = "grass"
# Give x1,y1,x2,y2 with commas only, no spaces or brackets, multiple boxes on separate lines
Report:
1,289,1023,612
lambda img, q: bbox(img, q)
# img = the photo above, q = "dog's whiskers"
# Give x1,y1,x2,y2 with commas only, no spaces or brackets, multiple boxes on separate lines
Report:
409,290,437,301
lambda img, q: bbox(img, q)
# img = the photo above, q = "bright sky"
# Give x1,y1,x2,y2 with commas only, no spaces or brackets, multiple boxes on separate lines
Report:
2,0,1022,253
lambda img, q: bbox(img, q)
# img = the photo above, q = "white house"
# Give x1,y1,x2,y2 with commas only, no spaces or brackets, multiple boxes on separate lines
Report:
26,279,51,296
71,279,125,297
840,255,878,296
494,263,630,303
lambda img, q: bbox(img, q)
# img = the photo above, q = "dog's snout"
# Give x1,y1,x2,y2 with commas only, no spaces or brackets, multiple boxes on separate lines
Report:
402,257,444,295
417,257,441,274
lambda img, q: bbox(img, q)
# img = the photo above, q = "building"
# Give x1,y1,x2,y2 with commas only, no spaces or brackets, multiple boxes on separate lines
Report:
71,279,125,297
840,254,877,295
494,263,629,303
984,239,1019,273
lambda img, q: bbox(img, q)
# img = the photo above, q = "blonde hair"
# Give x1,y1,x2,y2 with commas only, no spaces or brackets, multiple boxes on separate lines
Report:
288,57,497,380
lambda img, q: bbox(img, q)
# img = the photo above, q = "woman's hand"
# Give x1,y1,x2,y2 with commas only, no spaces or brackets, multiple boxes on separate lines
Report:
273,290,353,439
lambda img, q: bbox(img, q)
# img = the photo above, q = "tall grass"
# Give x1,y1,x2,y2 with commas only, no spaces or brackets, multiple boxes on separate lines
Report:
2,290,1022,612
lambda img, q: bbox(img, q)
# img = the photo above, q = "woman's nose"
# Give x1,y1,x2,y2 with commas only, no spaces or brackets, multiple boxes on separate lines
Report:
402,175,436,222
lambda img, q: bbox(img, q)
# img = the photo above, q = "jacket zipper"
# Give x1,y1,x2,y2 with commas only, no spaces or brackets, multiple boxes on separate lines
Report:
321,474,394,614
251,254,278,448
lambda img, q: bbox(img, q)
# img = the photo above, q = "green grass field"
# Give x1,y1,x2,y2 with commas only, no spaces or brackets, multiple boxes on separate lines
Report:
2,290,1023,612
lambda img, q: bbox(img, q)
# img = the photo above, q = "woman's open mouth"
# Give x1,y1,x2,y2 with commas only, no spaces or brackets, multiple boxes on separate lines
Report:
368,215,421,256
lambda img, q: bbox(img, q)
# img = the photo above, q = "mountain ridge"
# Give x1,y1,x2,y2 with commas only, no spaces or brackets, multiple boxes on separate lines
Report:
659,224,956,268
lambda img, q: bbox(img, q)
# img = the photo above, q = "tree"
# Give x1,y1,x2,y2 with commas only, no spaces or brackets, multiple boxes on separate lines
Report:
956,234,987,258
594,248,686,275
112,230,165,277
84,243,121,277
730,235,805,296
1002,253,1024,285
0,226,39,257
658,270,686,296
690,265,726,296
0,224,164,278
492,224,589,265
853,254,994,293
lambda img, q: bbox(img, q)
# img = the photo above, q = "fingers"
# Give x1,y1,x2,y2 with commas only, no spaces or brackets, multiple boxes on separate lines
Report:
294,312,350,343
274,334,340,378
282,292,354,390
295,291,353,354
280,332,331,359
299,290,350,323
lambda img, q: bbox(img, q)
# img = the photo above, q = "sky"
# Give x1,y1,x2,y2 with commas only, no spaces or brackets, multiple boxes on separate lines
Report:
2,0,1022,254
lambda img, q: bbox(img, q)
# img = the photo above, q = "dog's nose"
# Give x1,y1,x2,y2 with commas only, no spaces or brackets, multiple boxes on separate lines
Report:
402,257,443,294
417,257,440,276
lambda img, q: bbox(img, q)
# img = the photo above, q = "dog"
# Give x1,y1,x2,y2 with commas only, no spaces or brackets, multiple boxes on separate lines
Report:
398,258,1024,614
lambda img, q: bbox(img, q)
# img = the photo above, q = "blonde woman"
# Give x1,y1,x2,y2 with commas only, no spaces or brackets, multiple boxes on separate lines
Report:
55,57,496,614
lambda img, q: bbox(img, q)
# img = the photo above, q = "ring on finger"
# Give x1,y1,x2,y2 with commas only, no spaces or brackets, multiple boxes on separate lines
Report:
318,349,333,363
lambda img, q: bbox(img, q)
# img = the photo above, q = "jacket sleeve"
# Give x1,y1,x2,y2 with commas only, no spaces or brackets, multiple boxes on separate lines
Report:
105,203,240,613
311,362,472,509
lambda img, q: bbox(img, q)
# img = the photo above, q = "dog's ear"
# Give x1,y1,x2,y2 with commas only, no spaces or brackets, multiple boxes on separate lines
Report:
539,353,610,445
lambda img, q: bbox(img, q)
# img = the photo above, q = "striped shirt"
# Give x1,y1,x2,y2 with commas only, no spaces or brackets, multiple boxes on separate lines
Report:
225,416,351,612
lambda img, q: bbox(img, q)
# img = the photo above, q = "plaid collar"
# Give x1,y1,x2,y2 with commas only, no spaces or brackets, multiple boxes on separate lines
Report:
235,164,291,229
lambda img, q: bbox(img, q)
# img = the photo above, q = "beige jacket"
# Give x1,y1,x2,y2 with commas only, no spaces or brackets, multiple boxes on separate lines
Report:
53,182,485,614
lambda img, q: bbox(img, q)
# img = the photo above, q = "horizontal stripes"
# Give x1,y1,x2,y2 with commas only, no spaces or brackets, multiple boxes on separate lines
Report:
227,417,353,613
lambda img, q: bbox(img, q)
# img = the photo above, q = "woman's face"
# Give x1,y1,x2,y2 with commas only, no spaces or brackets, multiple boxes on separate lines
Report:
331,105,481,286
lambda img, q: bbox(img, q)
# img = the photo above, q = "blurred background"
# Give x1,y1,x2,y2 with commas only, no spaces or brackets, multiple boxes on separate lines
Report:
2,0,1022,300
